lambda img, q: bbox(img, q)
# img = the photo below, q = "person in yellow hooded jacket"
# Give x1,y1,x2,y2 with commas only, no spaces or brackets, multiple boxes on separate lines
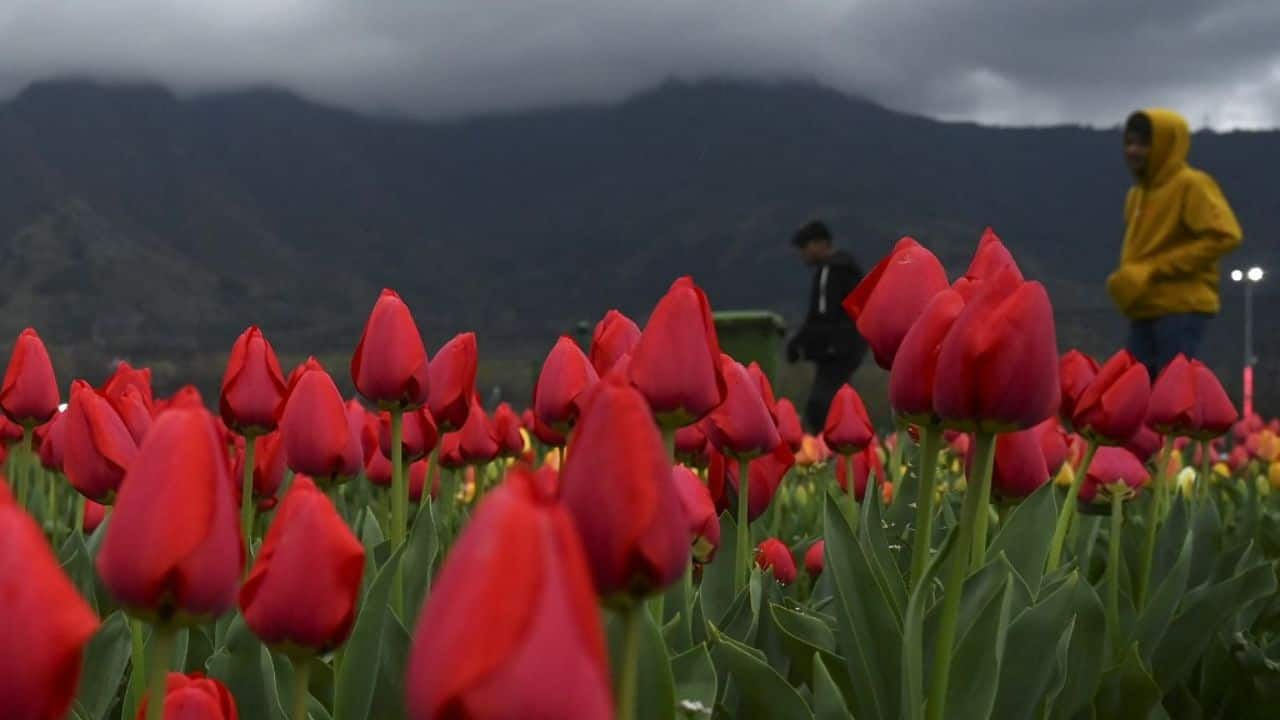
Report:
1108,109,1242,378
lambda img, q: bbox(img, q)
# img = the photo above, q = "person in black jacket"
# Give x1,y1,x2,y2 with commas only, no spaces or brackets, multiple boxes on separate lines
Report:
785,221,868,432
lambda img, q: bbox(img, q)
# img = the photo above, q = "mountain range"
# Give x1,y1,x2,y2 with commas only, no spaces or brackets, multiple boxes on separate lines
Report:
0,78,1275,414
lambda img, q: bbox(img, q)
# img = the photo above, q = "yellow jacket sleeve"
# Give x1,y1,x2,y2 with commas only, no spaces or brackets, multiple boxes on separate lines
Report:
1148,175,1242,279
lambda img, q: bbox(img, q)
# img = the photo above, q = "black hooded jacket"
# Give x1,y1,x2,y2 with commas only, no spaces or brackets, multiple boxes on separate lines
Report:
792,250,867,364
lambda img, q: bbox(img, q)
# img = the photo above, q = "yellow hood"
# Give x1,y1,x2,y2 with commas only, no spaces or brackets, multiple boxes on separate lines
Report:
1139,108,1190,188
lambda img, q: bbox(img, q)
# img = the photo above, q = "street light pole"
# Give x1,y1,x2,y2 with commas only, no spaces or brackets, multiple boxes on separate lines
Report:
1231,266,1265,418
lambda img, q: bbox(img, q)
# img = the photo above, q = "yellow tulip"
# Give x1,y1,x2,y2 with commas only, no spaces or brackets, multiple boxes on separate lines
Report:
1054,463,1074,488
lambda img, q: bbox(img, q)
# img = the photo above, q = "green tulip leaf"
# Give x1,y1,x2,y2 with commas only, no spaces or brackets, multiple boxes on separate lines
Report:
671,643,717,716
713,631,813,720
986,480,1057,596
333,543,405,720
72,610,132,720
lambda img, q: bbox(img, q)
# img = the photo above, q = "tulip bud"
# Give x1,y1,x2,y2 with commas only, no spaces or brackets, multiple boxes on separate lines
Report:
590,309,641,376
1123,425,1164,464
0,503,100,719
1146,355,1238,439
1036,417,1069,475
889,289,965,423
559,375,687,599
1079,447,1149,505
675,421,711,467
38,408,68,472
492,402,525,458
836,445,885,502
406,468,612,720
352,289,430,410
218,326,287,435
97,406,243,623
973,426,1049,501
100,361,154,412
232,431,287,510
427,332,478,431
112,385,153,445
951,227,1023,300
755,538,797,585
629,277,726,427
0,328,60,427
533,336,599,434
137,673,238,720
378,405,438,464
1059,350,1101,422
804,540,825,578
705,356,781,459
456,395,500,465
240,476,365,653
64,380,138,503
278,358,351,478
1072,350,1151,444
672,465,720,563
709,444,794,520
842,237,950,368
822,384,874,454
775,398,804,452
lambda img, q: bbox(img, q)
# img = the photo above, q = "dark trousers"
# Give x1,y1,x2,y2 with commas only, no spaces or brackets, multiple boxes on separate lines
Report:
1127,313,1212,380
804,358,860,433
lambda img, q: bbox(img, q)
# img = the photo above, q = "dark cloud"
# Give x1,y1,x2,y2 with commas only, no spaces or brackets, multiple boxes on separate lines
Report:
1,0,1277,127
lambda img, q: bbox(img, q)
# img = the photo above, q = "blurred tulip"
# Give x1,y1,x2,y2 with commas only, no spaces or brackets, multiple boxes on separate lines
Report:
407,458,441,503
492,402,525,458
836,445,885,502
1059,350,1101,423
1079,447,1149,504
240,476,364,653
559,375,687,599
100,361,154,412
890,288,965,422
629,277,726,427
406,468,612,720
823,384,874,454
83,499,107,533
112,385,153,445
219,326,287,435
457,395,500,465
1072,350,1151,444
351,288,430,410
843,236,950,368
709,444,795,520
428,333,478,431
804,540,825,578
277,358,351,478
1227,446,1250,474
755,538,797,585
775,398,804,452
0,503,100,720
1036,417,1069,475
746,362,778,413
974,426,1049,501
97,405,242,623
1146,355,1238,439
0,328,60,427
795,434,831,467
137,673,237,720
705,356,780,458
672,465,720,563
674,421,710,467
533,336,599,434
378,405,438,464
64,380,137,503
38,408,68,472
1123,425,1164,464
232,432,287,510
590,309,642,376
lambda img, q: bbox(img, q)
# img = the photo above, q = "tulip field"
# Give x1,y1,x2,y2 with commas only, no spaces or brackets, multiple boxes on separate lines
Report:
4,228,1280,720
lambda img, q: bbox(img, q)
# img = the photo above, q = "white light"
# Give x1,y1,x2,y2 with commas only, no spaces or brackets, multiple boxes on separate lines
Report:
1231,269,1244,282
57,402,68,413
1247,266,1264,282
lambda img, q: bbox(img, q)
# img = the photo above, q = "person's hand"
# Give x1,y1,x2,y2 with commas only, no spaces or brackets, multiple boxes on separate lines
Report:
1106,263,1153,313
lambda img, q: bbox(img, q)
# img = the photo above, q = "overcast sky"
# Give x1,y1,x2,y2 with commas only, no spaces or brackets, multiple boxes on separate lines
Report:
2,0,1278,129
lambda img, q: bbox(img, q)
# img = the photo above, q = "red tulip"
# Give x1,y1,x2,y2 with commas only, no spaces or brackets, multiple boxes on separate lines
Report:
746,362,778,413
0,416,22,445
1059,350,1101,422
705,356,780,458
240,476,364,652
755,538,797,585
590,309,641,376
843,237,950,369
97,406,243,622
0,328,60,427
629,276,726,427
534,336,599,433
559,375,687,598
111,385,153,446
675,421,710,467
1228,446,1250,473
1123,425,1164,464
889,288,965,422
933,268,1059,432
64,380,138,503
437,433,464,471
1079,447,1149,504
1146,355,1238,439
232,432,287,510
945,430,971,458
709,444,794,520
378,405,438,464
100,361,153,412
277,358,351,478
406,468,612,720
0,503,100,720
427,332,478,431
457,395,500,465
836,445,884,502
83,499,107,533
1072,350,1151,444
219,326,287,435
804,540,825,578
526,407,566,447
363,413,393,488
352,289,430,410
775,398,804,452
492,402,525,458
1036,417,1069,475
38,409,68,472
823,384,874,454
951,227,1024,300
407,459,441,503
137,673,237,720
672,465,720,563
974,426,1050,501
156,385,205,415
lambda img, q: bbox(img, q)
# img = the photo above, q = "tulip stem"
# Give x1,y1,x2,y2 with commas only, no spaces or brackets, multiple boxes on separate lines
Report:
19,427,33,511
967,431,998,571
616,605,643,720
1106,487,1125,657
74,494,85,537
844,453,859,533
662,428,676,463
389,408,406,617
1135,437,1173,609
292,657,312,720
1198,441,1212,507
1047,439,1098,573
925,429,989,720
241,431,258,562
909,425,942,590
420,449,437,509
735,457,752,593
145,624,176,720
